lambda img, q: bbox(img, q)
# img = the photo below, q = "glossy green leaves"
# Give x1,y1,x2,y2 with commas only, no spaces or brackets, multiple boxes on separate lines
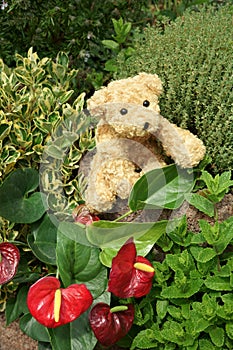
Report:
129,164,194,211
0,168,46,223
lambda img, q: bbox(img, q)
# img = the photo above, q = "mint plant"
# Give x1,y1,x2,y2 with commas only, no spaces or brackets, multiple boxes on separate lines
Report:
126,170,233,350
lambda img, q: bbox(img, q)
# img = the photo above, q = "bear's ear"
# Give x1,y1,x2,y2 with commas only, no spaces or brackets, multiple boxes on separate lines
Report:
87,104,111,123
149,75,163,96
86,86,108,109
138,72,163,97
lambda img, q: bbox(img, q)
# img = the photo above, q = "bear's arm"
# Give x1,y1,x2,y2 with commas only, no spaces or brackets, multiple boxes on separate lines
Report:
156,116,206,168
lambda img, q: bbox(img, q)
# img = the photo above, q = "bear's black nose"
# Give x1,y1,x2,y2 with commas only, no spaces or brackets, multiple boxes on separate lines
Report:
143,122,149,130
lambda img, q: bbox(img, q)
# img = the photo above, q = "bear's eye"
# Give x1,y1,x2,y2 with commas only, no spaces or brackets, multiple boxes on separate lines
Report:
120,108,128,115
143,100,150,107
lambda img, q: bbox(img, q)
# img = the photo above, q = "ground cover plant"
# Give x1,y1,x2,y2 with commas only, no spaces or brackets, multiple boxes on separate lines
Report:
0,2,233,349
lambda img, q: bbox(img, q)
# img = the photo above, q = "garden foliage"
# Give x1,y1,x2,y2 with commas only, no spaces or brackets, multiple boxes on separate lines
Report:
0,2,233,349
0,0,152,92
115,5,233,173
0,164,233,349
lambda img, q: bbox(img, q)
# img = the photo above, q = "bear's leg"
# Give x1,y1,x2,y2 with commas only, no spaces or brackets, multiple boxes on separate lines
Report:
85,156,140,213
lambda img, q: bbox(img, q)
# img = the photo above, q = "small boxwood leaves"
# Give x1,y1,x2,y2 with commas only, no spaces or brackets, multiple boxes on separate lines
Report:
0,168,47,223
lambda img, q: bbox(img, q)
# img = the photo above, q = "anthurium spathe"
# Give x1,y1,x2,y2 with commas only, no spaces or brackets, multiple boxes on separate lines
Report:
27,276,93,328
89,302,134,347
108,238,155,298
0,242,20,285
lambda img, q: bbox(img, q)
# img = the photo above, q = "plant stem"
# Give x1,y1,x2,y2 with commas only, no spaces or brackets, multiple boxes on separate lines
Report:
113,210,134,222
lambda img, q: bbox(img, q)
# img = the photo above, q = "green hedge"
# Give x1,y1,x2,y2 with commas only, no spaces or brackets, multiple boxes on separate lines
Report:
115,5,233,173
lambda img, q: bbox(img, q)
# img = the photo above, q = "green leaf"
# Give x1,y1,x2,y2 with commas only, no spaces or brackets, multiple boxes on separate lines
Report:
56,51,69,68
102,39,119,50
56,231,107,298
165,249,196,273
226,323,233,340
161,278,203,298
5,286,29,325
58,90,74,104
20,313,50,342
104,58,118,72
130,329,159,350
190,246,217,263
99,248,117,267
214,218,233,254
160,320,194,346
156,300,169,320
198,338,215,350
166,215,192,247
0,122,12,141
198,219,218,245
28,214,57,265
129,164,194,211
0,168,47,223
185,193,214,217
185,311,210,335
87,220,167,267
38,342,52,350
205,276,232,291
58,221,93,246
200,170,233,202
208,326,225,347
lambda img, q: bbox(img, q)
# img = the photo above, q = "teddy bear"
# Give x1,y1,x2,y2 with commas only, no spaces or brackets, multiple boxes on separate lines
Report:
82,73,206,213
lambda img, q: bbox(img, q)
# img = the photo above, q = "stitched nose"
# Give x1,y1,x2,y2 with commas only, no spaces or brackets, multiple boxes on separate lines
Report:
143,122,149,130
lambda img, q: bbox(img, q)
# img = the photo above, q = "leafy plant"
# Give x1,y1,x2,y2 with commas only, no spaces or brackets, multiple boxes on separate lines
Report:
1,154,232,349
0,48,95,311
102,17,135,73
0,0,153,94
115,4,233,173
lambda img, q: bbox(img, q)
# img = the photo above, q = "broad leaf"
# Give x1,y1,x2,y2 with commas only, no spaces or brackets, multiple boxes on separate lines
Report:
87,220,167,267
185,193,215,217
214,217,233,254
129,164,194,211
28,214,57,265
160,320,194,346
6,286,29,325
0,168,47,223
58,221,93,246
20,313,50,342
56,231,107,298
190,246,217,263
208,326,224,347
205,276,232,291
161,279,203,299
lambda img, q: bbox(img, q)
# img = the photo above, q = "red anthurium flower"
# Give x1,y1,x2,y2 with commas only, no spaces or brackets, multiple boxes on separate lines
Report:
89,303,134,347
108,238,155,298
27,276,93,328
72,205,100,225
0,242,20,285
